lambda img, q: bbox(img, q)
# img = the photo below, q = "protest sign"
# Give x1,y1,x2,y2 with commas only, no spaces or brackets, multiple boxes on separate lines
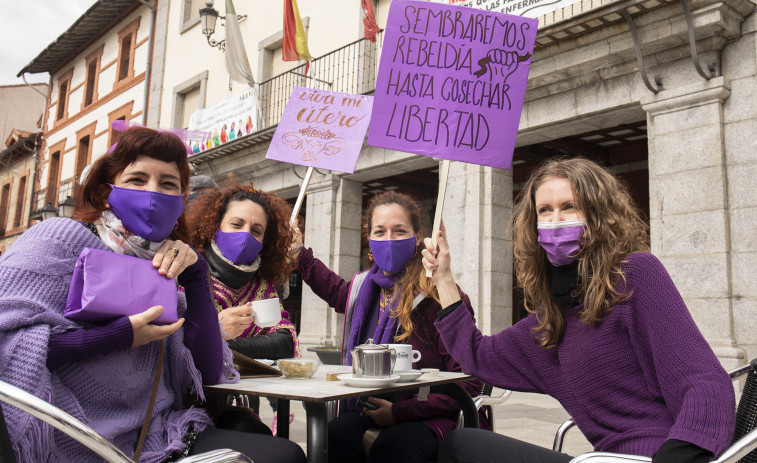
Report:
266,87,373,174
446,0,584,19
367,0,538,170
187,88,257,155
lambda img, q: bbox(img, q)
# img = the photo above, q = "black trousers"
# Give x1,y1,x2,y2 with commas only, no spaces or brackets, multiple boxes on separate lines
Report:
189,427,306,463
438,428,574,463
328,410,439,463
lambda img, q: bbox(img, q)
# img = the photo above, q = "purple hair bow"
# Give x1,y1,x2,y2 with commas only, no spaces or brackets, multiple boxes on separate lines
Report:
107,120,209,154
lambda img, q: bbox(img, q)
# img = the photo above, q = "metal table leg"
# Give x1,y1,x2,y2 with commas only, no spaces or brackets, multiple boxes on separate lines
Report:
303,402,328,463
277,399,290,439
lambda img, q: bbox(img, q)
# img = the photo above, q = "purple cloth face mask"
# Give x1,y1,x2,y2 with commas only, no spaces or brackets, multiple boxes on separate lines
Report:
107,185,184,241
369,236,417,274
537,219,586,266
214,229,264,265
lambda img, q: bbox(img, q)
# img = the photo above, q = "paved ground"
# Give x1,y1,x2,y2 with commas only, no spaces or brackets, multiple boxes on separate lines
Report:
256,344,595,458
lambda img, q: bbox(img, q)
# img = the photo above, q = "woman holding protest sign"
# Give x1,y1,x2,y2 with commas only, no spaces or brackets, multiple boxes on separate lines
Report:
290,190,490,463
422,157,735,463
0,125,305,463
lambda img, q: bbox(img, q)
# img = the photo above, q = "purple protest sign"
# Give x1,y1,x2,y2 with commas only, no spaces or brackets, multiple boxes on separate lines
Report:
367,1,538,170
266,87,373,174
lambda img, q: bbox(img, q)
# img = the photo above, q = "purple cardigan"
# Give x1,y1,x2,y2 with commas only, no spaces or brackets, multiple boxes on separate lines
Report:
435,252,735,457
298,247,490,441
0,218,236,463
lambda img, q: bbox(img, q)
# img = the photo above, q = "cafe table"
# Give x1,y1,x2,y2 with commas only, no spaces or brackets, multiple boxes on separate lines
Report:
204,365,480,463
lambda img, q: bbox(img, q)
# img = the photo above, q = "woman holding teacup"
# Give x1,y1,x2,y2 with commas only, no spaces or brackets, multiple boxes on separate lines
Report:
186,183,300,429
290,190,490,463
0,126,306,462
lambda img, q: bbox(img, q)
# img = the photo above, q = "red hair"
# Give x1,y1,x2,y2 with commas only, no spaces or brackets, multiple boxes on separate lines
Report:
72,127,191,241
185,183,296,285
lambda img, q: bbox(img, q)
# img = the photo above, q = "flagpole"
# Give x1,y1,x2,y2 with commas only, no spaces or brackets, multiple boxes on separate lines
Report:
290,166,314,226
426,159,451,278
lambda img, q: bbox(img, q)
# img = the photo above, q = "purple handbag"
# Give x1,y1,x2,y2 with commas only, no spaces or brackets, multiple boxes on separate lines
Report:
65,247,179,325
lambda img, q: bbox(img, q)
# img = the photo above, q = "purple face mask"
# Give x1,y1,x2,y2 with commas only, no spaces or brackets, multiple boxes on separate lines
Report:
108,185,184,241
369,236,417,274
214,229,264,266
537,219,586,266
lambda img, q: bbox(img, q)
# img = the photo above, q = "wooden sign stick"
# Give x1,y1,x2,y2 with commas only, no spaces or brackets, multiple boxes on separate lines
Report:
289,166,314,226
426,159,451,278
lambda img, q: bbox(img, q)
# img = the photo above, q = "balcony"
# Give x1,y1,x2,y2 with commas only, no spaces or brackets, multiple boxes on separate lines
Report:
190,31,384,162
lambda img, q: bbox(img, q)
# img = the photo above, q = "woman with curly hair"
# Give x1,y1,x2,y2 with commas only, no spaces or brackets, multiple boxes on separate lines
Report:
422,157,735,463
290,190,489,463
186,184,299,361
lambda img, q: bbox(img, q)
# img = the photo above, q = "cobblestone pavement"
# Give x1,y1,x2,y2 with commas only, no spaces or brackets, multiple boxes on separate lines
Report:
257,345,595,458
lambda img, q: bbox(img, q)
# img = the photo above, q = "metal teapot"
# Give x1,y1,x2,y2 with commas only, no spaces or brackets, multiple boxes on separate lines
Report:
351,339,396,377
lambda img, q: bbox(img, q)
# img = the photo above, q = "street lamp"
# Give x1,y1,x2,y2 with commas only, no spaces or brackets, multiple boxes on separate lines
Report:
199,1,246,52
199,1,225,51
57,196,75,218
40,203,58,221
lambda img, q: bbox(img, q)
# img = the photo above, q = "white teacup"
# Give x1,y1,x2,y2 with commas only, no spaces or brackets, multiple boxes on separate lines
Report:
386,343,421,372
252,298,282,328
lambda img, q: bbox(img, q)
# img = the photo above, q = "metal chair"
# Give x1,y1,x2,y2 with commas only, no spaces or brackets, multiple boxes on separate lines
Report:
456,383,511,432
552,359,757,463
0,379,253,463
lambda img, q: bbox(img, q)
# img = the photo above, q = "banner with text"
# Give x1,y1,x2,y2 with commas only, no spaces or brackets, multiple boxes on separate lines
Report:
367,1,538,170
266,87,373,174
446,0,584,19
187,88,258,156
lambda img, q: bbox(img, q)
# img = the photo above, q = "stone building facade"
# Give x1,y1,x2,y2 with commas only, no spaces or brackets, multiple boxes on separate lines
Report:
163,0,756,367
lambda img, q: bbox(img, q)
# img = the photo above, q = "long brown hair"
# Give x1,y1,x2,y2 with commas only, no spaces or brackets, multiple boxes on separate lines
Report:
362,191,439,342
185,183,296,285
72,126,192,242
512,157,649,347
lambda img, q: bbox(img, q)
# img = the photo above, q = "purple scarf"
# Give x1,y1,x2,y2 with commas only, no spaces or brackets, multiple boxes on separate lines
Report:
346,264,400,364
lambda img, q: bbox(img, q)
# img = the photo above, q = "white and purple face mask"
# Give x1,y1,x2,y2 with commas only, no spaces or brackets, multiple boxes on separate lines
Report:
214,229,264,266
536,219,587,266
369,236,417,274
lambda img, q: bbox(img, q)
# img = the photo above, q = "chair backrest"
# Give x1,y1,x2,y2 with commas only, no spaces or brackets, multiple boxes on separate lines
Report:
732,359,757,463
0,404,15,463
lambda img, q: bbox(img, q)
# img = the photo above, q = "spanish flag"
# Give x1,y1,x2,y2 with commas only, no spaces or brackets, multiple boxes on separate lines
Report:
282,0,312,62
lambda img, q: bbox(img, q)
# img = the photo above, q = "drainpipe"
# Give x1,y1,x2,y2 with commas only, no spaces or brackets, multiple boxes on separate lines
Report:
138,0,156,126
21,73,48,227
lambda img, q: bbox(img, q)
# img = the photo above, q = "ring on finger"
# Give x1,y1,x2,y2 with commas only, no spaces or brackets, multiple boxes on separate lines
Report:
169,247,179,257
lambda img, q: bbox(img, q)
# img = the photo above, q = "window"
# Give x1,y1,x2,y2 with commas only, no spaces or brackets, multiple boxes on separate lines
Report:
118,35,132,81
181,0,206,32
116,18,140,84
46,152,60,206
172,71,208,129
76,136,90,182
56,79,69,120
0,184,10,233
13,176,27,228
84,61,97,106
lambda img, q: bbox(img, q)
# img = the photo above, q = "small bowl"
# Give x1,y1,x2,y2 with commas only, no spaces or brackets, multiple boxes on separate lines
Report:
279,358,320,379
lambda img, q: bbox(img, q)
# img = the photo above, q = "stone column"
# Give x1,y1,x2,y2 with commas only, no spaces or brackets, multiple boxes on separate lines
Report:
297,175,363,345
444,161,513,335
641,77,745,370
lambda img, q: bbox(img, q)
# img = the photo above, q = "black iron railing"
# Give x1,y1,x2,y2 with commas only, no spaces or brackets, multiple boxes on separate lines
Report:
256,31,384,131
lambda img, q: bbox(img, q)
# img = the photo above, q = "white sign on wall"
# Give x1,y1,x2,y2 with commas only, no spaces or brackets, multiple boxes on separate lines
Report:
445,0,583,18
187,88,258,156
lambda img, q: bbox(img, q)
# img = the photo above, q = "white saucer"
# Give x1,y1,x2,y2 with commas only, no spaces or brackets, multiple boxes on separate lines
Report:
337,374,400,388
394,370,423,382
255,359,275,366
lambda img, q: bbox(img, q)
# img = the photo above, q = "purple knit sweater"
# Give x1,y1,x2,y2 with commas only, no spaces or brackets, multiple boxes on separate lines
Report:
435,252,735,458
0,218,237,462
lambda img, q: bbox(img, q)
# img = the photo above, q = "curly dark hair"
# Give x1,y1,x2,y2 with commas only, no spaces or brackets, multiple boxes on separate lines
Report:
185,183,296,285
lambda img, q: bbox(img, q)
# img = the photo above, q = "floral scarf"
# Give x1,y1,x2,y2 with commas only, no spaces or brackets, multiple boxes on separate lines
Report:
95,210,166,259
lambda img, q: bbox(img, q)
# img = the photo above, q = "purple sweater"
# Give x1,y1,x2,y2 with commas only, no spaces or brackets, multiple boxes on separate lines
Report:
435,252,735,457
298,247,490,441
0,218,236,462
